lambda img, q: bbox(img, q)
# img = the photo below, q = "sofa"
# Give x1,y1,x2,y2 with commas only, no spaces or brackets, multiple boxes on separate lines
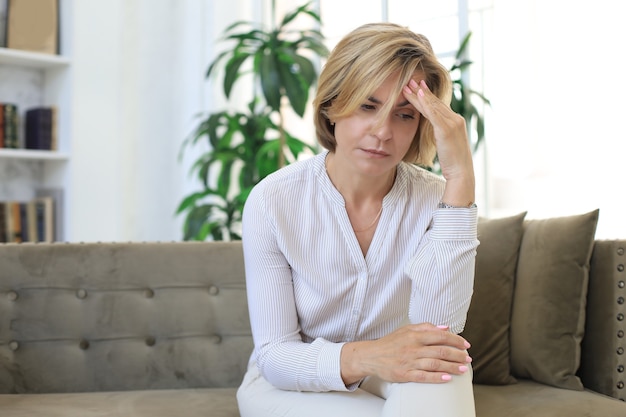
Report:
0,210,625,416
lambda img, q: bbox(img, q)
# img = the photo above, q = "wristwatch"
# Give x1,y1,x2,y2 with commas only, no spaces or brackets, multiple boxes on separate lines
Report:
438,201,477,209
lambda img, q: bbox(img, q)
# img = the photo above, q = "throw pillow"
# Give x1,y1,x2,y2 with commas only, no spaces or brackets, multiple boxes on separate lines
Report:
462,212,526,385
510,209,599,391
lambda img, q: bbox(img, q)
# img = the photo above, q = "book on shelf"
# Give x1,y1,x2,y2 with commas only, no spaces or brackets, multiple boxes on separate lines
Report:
2,201,23,243
35,197,54,242
0,104,4,148
3,203,9,242
26,200,37,242
1,103,19,149
35,188,62,241
11,201,22,243
0,198,55,243
0,203,6,242
25,106,57,150
18,201,39,243
5,0,59,55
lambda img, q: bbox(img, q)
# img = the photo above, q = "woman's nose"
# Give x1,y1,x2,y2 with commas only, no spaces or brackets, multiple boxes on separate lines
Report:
372,118,392,141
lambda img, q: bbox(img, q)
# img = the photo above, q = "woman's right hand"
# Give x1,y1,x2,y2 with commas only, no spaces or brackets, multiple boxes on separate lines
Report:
340,323,472,385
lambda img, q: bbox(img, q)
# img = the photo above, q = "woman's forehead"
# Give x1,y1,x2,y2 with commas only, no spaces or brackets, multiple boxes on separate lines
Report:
366,70,425,104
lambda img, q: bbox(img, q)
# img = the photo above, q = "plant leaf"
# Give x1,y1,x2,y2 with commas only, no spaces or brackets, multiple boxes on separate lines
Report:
276,51,308,116
175,190,211,214
280,2,313,27
222,20,252,34
455,32,472,60
258,49,282,111
224,29,267,44
292,54,316,87
255,139,281,178
206,113,225,148
223,52,251,98
450,59,473,72
183,204,220,241
205,50,230,79
294,34,329,58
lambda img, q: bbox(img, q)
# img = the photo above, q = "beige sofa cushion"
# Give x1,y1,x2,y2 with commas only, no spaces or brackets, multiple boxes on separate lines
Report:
0,388,240,417
474,379,626,417
462,212,526,385
510,209,599,390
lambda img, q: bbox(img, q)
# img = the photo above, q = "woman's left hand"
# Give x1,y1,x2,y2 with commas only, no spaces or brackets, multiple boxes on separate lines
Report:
403,79,475,206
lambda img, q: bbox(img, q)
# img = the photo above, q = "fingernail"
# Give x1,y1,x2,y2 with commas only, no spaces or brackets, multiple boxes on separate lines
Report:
441,374,452,381
464,340,471,349
466,356,473,363
459,365,469,373
418,89,424,97
436,325,449,330
403,86,412,95
409,79,418,88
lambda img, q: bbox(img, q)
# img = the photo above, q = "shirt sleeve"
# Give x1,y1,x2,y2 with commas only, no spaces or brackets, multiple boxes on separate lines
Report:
241,182,351,392
405,206,479,334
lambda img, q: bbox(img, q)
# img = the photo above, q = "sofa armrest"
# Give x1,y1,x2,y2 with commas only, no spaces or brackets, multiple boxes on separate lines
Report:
579,240,626,401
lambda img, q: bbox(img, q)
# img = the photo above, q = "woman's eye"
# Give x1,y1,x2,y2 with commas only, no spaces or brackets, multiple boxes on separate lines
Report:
361,104,376,111
398,113,415,120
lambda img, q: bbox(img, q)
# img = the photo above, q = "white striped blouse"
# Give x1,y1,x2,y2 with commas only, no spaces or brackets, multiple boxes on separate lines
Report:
242,151,478,393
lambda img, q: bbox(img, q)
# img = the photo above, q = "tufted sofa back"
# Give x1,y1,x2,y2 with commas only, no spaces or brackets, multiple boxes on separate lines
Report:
0,241,252,394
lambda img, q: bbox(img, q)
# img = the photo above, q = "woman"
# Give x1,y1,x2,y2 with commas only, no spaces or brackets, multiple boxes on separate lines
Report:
237,22,479,417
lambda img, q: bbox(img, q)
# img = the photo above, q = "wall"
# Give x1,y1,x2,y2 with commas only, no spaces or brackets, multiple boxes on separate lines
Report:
69,0,258,241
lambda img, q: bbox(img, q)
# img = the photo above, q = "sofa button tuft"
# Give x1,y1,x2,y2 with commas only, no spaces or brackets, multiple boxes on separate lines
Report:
618,313,625,321
208,285,219,295
618,347,625,355
79,340,90,350
619,281,625,289
619,247,625,256
144,289,155,299
8,341,19,351
618,381,625,389
619,297,625,305
146,336,156,346
7,290,18,301
619,264,625,273
619,330,625,338
618,365,624,373
76,289,87,299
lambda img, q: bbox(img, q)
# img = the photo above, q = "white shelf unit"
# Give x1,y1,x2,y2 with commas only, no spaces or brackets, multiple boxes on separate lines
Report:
0,43,72,241
0,148,70,161
0,47,70,68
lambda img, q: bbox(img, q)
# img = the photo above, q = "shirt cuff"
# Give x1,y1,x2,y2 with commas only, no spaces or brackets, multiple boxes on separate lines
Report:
316,340,356,392
430,206,478,240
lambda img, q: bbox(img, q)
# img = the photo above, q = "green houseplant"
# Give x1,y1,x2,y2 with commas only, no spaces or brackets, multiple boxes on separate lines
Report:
177,1,328,241
449,31,490,154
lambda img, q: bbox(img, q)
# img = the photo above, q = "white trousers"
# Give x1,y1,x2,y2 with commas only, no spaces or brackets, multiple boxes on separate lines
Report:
236,363,476,417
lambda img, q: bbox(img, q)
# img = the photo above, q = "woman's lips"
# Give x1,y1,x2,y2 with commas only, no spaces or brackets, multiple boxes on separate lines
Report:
362,148,390,157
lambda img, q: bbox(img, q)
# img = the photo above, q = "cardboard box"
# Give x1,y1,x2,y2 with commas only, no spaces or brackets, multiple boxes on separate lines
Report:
6,0,58,55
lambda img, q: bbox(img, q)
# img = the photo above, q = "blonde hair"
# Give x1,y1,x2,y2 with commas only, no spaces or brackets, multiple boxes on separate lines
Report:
313,23,452,166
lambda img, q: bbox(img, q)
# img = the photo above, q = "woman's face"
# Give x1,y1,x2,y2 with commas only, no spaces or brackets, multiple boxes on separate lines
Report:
332,72,421,177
